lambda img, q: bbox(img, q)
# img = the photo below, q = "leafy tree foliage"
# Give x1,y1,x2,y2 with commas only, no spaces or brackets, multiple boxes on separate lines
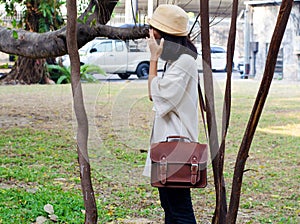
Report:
1,0,64,84
2,0,64,31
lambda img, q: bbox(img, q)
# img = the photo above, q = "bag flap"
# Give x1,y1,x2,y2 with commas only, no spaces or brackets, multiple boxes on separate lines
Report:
150,141,208,164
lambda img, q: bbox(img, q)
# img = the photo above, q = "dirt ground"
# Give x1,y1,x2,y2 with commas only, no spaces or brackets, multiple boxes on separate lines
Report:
0,83,253,224
1,84,161,224
2,78,299,223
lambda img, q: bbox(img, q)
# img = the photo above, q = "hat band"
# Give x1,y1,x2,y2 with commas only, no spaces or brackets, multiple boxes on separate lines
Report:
150,18,188,35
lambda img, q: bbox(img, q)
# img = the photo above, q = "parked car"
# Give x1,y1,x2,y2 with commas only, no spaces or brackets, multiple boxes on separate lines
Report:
233,52,245,74
60,38,162,79
237,61,245,75
195,44,228,71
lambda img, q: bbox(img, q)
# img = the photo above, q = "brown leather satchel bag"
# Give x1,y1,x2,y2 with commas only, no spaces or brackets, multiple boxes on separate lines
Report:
150,136,208,188
150,79,208,188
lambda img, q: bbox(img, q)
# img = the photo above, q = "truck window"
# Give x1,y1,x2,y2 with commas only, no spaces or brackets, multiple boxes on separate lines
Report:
115,40,124,52
96,41,113,52
211,47,226,54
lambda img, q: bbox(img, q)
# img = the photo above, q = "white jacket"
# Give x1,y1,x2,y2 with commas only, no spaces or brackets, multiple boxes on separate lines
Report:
143,54,199,177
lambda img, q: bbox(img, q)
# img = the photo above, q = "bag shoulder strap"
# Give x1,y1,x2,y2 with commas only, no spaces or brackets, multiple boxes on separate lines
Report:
197,77,208,140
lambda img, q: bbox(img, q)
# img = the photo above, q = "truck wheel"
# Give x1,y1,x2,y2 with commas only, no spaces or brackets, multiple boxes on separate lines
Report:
118,74,131,79
137,63,149,79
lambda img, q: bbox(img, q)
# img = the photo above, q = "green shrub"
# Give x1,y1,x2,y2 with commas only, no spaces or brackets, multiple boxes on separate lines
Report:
46,64,105,84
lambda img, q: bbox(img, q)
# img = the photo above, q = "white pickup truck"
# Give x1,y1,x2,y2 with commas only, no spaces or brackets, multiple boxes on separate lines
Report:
61,38,157,79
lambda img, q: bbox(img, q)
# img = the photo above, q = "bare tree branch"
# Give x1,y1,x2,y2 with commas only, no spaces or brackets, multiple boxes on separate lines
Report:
199,1,225,223
226,0,294,223
0,25,148,58
0,0,148,59
67,0,98,222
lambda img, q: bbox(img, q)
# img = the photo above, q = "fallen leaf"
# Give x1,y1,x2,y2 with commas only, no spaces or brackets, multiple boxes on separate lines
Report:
36,216,47,224
49,214,58,222
44,203,54,214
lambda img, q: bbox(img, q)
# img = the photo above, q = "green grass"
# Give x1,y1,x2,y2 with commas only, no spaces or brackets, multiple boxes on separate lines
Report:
1,187,84,223
0,128,84,223
0,80,299,223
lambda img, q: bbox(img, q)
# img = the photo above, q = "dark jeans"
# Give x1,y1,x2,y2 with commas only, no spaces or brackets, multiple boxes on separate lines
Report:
158,188,197,224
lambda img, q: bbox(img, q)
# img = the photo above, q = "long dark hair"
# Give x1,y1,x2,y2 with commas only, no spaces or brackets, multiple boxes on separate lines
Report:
156,29,198,61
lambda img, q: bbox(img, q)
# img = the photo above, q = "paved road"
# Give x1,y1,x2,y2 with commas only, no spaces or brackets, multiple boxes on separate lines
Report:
94,70,243,82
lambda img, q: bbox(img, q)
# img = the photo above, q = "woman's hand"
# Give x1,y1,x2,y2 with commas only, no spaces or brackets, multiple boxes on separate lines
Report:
147,29,164,61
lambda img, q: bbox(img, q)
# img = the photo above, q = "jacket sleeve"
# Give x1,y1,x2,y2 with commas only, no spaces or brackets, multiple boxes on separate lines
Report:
151,56,193,117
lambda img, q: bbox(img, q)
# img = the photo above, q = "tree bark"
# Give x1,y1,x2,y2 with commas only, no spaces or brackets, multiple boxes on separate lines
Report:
209,0,239,223
199,1,225,223
0,24,148,59
2,0,49,84
3,57,46,84
0,0,148,59
66,0,97,223
0,0,147,84
226,0,294,223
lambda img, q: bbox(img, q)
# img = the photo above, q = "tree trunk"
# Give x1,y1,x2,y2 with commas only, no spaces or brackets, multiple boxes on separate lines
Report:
3,57,46,84
2,0,48,84
66,0,98,222
0,0,147,60
226,0,294,223
0,0,123,84
199,1,226,223
209,0,239,223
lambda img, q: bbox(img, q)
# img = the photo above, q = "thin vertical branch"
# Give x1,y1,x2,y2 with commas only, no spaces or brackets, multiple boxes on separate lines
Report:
199,1,224,223
226,0,294,223
66,0,98,223
211,0,240,222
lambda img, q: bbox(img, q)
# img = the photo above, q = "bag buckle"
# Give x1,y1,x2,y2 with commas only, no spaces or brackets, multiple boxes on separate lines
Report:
191,163,198,170
191,157,199,185
160,156,167,184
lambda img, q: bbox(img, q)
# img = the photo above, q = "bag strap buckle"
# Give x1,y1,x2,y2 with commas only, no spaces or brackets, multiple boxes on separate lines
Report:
160,156,167,184
191,156,199,185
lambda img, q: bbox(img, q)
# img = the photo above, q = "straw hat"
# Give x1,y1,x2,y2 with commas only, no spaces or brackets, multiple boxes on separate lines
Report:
148,4,189,36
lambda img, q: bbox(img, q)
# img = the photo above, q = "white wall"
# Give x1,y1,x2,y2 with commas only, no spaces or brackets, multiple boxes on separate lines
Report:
250,3,300,80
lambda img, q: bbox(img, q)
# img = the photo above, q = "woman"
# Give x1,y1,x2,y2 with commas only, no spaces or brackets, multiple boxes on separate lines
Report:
143,4,199,224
